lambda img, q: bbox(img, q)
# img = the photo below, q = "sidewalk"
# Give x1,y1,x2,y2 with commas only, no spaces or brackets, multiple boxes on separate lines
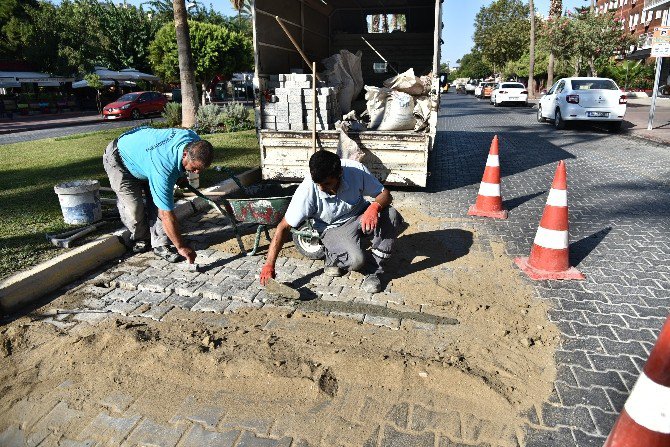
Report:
622,97,670,145
0,111,103,135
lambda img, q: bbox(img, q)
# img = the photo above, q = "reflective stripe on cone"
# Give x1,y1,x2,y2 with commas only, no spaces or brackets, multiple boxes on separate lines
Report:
468,135,508,219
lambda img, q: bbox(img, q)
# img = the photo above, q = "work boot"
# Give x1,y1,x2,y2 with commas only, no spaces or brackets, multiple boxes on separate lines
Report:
131,240,150,254
324,266,346,277
153,245,184,263
361,274,382,293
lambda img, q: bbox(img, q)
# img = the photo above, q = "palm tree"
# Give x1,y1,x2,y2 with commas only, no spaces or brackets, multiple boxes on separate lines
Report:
547,0,562,88
529,0,536,98
173,0,198,127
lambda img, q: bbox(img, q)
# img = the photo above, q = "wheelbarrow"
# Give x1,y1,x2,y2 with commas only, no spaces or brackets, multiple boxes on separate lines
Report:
183,183,325,259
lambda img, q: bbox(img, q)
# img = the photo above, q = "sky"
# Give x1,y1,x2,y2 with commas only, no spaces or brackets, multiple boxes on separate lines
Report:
442,0,589,68
51,0,589,69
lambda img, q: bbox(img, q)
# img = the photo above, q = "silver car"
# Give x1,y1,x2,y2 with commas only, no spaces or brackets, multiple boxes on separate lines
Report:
537,77,627,131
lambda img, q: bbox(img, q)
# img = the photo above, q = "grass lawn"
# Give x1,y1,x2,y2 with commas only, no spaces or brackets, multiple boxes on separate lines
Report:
0,127,260,280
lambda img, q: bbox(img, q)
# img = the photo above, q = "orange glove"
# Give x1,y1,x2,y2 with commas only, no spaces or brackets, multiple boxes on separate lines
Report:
360,202,381,234
260,264,276,286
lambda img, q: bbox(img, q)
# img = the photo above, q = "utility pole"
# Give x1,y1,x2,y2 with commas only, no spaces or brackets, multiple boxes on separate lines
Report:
529,0,536,98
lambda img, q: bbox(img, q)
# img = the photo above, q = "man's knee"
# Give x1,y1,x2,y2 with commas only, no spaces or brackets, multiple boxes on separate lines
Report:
347,249,366,271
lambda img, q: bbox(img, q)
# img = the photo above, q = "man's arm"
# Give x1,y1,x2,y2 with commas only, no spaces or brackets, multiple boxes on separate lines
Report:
361,188,392,234
158,209,196,263
374,188,392,209
260,218,293,285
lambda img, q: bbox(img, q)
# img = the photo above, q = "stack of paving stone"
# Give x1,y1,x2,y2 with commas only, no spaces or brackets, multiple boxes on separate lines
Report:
262,73,340,131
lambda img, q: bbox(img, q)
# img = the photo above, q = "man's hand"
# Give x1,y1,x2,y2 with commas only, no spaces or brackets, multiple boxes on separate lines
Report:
260,264,276,286
177,245,196,264
361,202,381,234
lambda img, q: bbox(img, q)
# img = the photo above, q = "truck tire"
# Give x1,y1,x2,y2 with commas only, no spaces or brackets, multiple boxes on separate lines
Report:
291,223,325,260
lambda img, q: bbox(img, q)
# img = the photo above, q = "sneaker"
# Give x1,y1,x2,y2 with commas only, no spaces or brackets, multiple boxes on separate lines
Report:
361,274,382,293
153,245,184,263
324,266,346,277
131,240,150,254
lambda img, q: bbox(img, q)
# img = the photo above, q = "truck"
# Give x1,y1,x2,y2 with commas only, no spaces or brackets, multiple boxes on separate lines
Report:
250,0,443,187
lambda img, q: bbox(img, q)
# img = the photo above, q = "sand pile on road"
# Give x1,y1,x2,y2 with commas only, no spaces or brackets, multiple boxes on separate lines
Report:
0,202,559,446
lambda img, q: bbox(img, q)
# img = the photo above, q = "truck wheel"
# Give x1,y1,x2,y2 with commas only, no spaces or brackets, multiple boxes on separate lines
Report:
292,223,325,260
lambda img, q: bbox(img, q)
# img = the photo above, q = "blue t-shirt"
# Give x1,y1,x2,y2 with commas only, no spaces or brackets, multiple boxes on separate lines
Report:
284,159,384,233
117,127,200,211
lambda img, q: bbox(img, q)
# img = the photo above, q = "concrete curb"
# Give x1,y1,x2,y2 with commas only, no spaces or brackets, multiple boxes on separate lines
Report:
0,167,262,314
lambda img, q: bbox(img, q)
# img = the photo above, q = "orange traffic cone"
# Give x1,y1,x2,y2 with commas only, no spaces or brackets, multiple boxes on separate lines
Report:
604,315,670,447
514,161,584,280
468,135,508,219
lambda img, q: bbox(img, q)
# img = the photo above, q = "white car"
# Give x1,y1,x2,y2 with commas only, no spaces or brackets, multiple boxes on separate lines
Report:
537,77,627,131
490,82,528,106
465,79,478,94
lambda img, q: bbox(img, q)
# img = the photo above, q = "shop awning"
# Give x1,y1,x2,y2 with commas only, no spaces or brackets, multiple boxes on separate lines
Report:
0,71,74,85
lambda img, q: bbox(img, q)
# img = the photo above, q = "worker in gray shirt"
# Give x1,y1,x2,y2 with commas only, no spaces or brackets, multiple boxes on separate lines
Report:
259,151,404,293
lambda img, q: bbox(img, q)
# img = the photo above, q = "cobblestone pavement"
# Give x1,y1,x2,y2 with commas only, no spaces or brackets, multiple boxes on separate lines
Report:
416,93,670,446
2,93,669,446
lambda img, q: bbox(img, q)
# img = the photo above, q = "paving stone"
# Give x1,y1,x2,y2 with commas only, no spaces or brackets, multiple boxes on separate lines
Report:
100,392,134,414
363,315,400,330
224,300,263,314
78,412,141,445
169,396,225,428
384,403,409,429
329,311,365,322
72,311,111,324
102,288,138,302
234,431,292,447
104,300,141,316
410,405,460,436
173,280,207,297
380,424,434,447
541,403,597,434
191,297,229,313
122,418,185,447
196,282,225,300
137,276,175,293
165,294,202,310
115,273,144,290
58,439,97,447
129,291,169,306
0,426,26,447
178,425,239,447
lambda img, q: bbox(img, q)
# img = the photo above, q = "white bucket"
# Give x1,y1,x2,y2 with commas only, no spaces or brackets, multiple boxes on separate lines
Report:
54,180,102,225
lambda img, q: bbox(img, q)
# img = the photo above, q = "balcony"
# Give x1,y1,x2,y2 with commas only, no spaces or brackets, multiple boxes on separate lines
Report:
643,0,670,11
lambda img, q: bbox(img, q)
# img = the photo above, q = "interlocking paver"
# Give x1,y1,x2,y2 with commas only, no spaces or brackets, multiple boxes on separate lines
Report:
122,418,185,447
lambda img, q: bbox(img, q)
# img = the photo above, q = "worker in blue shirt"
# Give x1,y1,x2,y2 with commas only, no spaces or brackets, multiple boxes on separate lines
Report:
103,127,214,263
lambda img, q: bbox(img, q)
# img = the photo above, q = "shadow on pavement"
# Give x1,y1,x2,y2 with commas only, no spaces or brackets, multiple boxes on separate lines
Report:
386,228,474,282
570,227,613,266
503,190,547,211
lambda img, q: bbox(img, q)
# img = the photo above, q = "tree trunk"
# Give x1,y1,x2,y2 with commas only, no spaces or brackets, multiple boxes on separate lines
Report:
173,0,198,128
547,52,555,89
528,0,536,99
588,58,597,77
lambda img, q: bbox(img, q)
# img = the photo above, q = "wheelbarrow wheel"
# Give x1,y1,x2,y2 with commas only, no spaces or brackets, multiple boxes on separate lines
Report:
292,223,325,260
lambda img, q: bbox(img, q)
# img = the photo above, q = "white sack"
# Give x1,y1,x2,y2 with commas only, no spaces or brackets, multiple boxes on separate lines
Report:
336,122,365,162
377,91,416,131
323,50,363,115
383,68,424,96
364,86,391,130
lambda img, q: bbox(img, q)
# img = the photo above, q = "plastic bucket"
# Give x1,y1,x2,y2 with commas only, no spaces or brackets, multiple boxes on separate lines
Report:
54,180,102,224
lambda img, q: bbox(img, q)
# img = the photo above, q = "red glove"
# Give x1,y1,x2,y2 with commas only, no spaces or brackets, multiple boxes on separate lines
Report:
260,264,276,286
360,202,381,234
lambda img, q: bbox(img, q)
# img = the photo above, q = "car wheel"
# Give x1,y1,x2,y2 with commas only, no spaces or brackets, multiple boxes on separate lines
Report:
493,98,499,107
554,108,566,130
131,109,141,120
537,105,546,122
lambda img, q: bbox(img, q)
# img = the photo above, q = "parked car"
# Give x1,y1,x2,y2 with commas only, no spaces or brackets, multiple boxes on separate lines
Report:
455,83,466,94
102,91,167,120
465,79,478,94
475,82,495,98
490,82,528,107
537,77,626,131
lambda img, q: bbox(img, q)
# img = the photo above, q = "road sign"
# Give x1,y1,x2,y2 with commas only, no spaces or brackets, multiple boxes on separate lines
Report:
651,26,670,57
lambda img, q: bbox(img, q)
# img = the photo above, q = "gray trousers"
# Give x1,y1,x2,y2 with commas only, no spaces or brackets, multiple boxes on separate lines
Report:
321,205,403,275
102,140,169,247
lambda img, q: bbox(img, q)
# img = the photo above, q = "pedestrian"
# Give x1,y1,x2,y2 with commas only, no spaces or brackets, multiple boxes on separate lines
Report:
103,127,214,263
259,151,405,293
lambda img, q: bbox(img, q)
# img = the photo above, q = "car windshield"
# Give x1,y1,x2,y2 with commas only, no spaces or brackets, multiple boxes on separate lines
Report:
570,79,618,90
117,93,141,102
501,83,525,89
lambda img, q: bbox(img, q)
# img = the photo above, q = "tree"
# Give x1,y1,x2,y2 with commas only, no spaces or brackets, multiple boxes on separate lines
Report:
547,0,562,88
528,0,536,97
0,0,39,60
473,0,531,73
149,20,253,107
453,50,493,80
171,0,198,128
84,73,104,113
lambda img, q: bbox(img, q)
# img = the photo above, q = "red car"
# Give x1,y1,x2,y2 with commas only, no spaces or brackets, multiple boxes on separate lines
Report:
102,91,167,120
